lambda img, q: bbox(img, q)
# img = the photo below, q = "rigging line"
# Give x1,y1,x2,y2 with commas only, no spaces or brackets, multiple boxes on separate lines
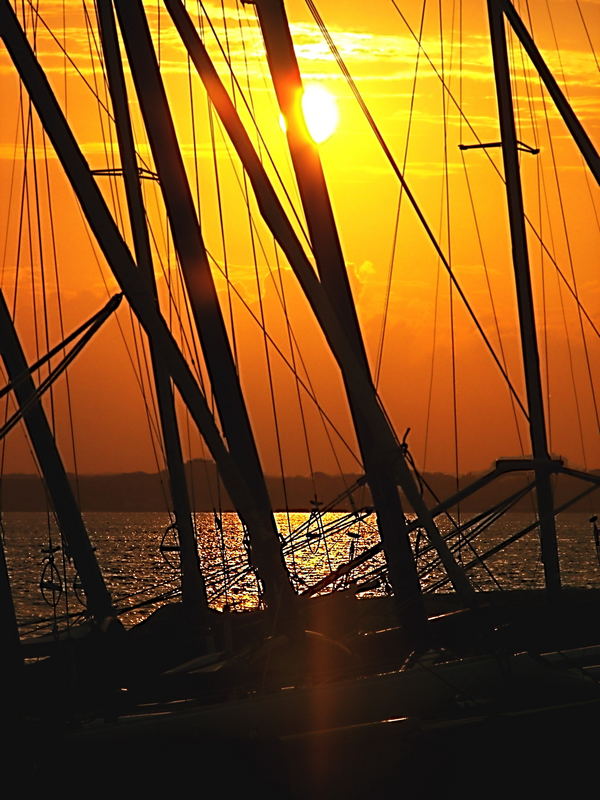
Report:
389,0,599,340
542,1,600,230
0,294,122,403
0,296,122,440
188,50,202,214
530,39,598,447
0,95,24,490
211,115,364,479
204,248,363,468
251,231,293,546
1,90,22,285
423,258,440,469
208,105,395,466
98,41,165,477
459,150,525,455
374,0,427,390
2,87,28,451
538,151,589,464
243,0,308,237
74,205,168,463
1,83,40,478
61,0,66,112
535,1,599,435
41,126,81,500
195,0,312,252
273,241,317,504
8,2,54,512
140,195,207,391
272,248,359,496
425,486,595,593
171,244,215,406
438,0,461,525
207,98,239,365
233,3,300,547
209,111,363,473
22,0,155,179
128,299,167,464
183,411,200,544
85,1,127,239
422,197,444,470
305,0,528,422
575,0,600,74
132,171,198,382
522,2,595,464
406,457,511,591
18,72,42,370
232,11,293,545
374,482,535,594
506,3,522,149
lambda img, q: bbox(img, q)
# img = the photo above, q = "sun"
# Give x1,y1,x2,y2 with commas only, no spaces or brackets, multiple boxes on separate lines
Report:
301,85,339,144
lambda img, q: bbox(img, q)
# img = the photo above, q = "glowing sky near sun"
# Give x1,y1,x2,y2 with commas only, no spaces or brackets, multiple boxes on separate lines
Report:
0,0,598,481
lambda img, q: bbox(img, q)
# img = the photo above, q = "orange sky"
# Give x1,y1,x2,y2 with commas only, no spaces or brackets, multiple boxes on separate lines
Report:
0,0,598,485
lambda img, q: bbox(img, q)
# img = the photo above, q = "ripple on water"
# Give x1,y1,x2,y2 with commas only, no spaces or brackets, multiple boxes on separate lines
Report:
2,510,599,634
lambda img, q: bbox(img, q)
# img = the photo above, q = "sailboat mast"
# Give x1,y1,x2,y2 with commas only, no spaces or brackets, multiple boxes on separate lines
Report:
96,0,209,624
487,0,560,593
0,291,114,622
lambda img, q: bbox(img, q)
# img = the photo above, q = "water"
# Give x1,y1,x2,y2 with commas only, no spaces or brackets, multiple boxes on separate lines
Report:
3,511,599,637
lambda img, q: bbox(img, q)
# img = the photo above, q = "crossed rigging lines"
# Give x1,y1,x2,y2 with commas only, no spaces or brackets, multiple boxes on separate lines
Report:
14,0,597,430
1,0,598,609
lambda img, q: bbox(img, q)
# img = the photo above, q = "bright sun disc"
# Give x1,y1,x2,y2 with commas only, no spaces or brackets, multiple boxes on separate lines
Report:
301,85,339,144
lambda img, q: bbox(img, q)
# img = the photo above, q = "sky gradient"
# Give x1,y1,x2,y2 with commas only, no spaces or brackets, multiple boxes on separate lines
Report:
0,0,598,485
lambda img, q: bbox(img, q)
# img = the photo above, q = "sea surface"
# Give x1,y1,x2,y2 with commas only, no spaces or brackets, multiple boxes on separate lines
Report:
3,510,599,637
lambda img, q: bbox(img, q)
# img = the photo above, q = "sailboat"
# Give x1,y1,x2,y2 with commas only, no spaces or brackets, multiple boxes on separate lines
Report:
1,0,598,793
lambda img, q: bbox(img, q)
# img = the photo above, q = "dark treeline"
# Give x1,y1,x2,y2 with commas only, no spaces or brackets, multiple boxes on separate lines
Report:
1,459,597,513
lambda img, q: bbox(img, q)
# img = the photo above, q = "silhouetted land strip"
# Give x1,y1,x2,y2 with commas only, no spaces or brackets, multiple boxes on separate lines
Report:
2,458,597,512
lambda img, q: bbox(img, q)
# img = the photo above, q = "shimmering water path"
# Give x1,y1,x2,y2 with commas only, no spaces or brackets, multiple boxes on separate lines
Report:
3,511,599,636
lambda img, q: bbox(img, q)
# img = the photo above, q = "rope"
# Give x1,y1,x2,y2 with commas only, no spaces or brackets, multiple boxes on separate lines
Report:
374,0,427,390
575,0,600,74
388,0,599,341
305,0,529,420
538,1,599,437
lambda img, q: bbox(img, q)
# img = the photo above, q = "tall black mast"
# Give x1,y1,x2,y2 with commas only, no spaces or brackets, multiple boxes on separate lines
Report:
487,0,560,593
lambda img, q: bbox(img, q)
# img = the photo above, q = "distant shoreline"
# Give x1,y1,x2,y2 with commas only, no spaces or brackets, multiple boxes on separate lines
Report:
2,459,597,513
